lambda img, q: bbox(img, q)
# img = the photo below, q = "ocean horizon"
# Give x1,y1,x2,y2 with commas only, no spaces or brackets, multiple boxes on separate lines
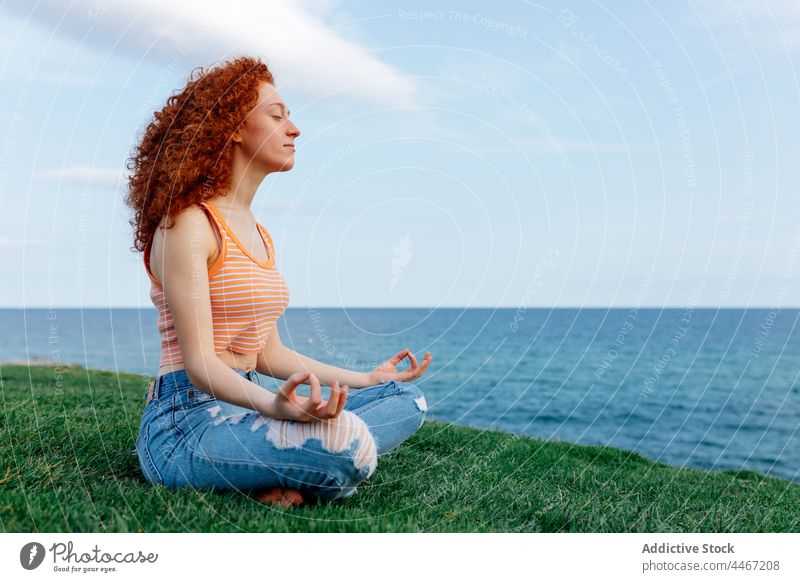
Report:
2,307,798,484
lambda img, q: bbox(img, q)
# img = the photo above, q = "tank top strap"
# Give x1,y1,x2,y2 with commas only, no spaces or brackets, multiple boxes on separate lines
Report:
198,201,228,277
199,200,227,237
257,223,276,259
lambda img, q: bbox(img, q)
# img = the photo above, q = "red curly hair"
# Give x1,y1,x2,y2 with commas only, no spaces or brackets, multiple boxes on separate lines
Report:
124,55,275,252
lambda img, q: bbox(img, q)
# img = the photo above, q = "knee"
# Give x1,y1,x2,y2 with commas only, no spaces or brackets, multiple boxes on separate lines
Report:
334,411,378,479
395,381,428,416
262,411,378,502
320,411,378,497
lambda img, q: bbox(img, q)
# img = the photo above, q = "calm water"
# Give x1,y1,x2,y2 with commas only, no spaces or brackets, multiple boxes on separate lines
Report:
2,307,798,483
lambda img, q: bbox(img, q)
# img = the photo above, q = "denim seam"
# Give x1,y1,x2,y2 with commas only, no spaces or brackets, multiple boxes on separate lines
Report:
138,424,165,486
345,387,417,416
188,449,341,482
184,431,355,468
347,398,392,416
180,419,366,476
170,400,220,442
155,422,371,494
183,420,348,469
161,372,245,415
172,398,217,413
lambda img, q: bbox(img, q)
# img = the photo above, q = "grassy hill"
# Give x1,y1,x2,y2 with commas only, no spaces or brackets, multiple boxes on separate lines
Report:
1,363,798,532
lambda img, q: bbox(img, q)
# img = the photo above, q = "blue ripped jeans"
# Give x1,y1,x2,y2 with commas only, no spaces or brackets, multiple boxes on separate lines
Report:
136,368,428,502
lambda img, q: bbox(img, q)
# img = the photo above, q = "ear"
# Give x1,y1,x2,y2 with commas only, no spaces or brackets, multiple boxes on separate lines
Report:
232,131,242,144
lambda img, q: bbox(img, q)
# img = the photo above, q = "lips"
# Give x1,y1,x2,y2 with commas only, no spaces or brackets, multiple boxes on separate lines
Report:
284,144,295,149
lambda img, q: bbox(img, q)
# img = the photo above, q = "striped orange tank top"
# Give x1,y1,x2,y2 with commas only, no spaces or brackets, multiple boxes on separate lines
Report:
144,200,290,368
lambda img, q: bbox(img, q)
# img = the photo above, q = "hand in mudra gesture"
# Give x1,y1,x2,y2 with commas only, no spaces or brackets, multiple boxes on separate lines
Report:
271,372,347,422
366,348,432,385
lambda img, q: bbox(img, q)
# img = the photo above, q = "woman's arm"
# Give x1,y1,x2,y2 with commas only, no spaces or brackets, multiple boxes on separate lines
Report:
154,206,280,416
256,325,374,388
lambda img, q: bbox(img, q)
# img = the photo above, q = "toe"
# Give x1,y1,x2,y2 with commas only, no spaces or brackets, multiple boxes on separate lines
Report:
253,486,304,507
253,487,284,505
282,489,304,505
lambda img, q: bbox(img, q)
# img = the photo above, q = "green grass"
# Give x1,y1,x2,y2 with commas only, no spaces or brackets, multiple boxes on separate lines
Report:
1,363,798,532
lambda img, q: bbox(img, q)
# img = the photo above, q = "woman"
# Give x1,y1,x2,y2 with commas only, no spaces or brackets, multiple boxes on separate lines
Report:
124,55,433,507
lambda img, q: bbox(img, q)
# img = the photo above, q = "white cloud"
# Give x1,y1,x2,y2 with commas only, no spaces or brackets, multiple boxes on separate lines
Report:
476,137,637,154
32,166,319,214
0,237,48,248
33,166,125,187
691,0,800,52
2,0,417,106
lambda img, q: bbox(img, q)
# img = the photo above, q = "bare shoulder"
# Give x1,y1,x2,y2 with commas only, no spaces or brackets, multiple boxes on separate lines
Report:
149,204,217,282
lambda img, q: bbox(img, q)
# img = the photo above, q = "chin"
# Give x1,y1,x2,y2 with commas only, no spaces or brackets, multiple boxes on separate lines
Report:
274,159,295,172
263,153,295,172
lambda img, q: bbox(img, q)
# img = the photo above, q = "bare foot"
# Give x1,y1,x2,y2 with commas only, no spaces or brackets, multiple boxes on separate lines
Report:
253,487,304,508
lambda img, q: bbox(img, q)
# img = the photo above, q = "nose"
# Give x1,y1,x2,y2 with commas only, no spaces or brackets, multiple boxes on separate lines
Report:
287,120,300,139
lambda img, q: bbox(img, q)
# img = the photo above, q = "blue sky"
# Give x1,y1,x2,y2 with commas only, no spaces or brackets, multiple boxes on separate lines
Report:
1,0,798,308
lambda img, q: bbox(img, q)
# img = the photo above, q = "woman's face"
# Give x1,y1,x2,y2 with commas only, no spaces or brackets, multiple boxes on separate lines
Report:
235,81,300,173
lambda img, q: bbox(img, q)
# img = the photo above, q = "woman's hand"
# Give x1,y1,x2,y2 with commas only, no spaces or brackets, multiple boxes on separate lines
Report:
366,348,432,385
266,372,348,422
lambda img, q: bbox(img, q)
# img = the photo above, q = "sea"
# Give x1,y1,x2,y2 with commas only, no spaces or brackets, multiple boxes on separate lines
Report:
2,307,798,483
